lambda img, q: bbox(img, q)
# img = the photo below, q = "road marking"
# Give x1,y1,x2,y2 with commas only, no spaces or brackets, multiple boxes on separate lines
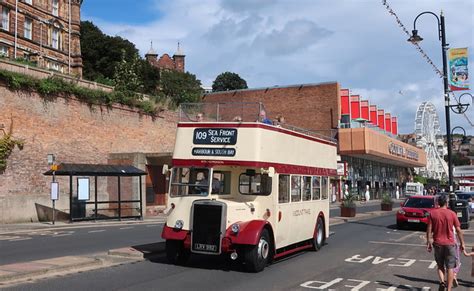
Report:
119,227,134,230
0,236,21,241
146,225,160,228
52,234,72,237
390,231,419,242
88,230,106,233
9,237,32,241
301,277,431,290
369,241,425,247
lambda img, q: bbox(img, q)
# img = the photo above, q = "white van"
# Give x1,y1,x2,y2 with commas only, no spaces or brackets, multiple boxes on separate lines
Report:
405,182,424,196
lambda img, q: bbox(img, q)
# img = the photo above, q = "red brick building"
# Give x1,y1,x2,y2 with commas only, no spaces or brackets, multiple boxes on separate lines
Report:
145,42,185,73
203,82,426,201
0,0,82,76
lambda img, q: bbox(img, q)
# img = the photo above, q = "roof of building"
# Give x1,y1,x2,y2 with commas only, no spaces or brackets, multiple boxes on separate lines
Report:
146,41,157,56
174,42,185,56
43,163,147,176
202,81,338,97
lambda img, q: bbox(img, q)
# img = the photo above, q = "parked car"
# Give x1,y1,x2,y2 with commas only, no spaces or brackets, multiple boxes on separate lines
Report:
396,195,438,229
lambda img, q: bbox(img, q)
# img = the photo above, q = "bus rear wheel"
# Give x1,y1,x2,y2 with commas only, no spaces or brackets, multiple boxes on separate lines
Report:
166,239,190,265
312,217,325,251
244,228,271,272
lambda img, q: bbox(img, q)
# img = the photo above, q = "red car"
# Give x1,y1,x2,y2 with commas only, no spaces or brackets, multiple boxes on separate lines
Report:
396,195,438,229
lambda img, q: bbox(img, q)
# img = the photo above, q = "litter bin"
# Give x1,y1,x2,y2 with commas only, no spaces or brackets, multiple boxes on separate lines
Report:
450,199,470,229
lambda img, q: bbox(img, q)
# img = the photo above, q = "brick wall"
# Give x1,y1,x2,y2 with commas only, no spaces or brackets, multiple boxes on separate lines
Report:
202,82,341,133
0,85,177,223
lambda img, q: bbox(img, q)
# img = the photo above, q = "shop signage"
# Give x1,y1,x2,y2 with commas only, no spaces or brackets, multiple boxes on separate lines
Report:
337,162,347,177
388,142,419,161
193,128,237,145
192,147,236,157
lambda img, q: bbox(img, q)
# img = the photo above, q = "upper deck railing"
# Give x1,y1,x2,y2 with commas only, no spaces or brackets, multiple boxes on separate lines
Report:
179,102,337,143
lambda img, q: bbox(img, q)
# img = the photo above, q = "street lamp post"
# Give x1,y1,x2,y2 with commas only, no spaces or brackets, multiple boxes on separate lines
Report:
408,11,454,192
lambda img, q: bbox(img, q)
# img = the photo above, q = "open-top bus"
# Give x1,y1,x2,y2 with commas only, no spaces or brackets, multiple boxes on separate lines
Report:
162,103,337,272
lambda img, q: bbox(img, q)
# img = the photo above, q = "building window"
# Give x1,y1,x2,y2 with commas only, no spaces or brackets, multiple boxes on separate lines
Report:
24,0,33,4
0,46,8,57
1,6,9,31
51,27,59,49
52,0,59,16
24,18,32,39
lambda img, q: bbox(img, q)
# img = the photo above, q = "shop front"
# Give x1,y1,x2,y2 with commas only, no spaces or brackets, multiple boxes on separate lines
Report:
338,127,426,201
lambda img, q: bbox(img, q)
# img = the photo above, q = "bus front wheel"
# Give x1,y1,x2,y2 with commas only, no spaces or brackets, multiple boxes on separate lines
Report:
244,228,271,272
166,239,190,265
312,217,325,251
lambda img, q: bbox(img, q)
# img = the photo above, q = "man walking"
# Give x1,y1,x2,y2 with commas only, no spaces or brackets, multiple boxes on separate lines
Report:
426,194,465,290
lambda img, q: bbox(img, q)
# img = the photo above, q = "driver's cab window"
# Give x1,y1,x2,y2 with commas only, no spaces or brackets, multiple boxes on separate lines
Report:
170,167,210,196
211,171,231,195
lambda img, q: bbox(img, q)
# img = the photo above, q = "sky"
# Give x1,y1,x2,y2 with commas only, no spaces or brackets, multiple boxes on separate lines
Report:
81,0,474,135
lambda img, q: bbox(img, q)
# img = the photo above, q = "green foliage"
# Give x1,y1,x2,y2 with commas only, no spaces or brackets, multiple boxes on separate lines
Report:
80,21,160,96
0,69,160,116
414,175,427,184
81,21,139,82
0,122,24,174
381,193,393,204
341,193,356,208
113,51,143,92
450,152,470,166
160,70,203,105
212,71,248,92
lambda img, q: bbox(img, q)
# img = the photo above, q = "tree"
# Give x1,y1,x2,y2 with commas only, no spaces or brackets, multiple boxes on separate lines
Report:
81,21,139,83
212,72,248,92
160,70,203,105
113,51,143,93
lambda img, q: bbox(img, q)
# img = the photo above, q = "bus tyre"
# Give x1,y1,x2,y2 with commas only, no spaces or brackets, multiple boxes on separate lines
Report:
166,239,190,265
244,228,271,272
312,217,325,251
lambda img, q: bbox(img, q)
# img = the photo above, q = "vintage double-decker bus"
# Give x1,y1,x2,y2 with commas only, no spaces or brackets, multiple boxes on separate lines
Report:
162,103,337,272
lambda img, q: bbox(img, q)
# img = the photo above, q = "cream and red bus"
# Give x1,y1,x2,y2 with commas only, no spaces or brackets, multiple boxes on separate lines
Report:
162,103,337,272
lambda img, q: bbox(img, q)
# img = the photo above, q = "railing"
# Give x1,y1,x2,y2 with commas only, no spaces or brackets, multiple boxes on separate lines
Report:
179,102,337,142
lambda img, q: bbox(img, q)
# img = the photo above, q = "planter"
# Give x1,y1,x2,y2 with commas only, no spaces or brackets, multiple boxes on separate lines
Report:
381,203,393,211
340,206,356,217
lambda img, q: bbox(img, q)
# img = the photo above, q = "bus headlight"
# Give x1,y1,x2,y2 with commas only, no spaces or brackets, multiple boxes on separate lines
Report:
231,223,240,234
174,219,184,230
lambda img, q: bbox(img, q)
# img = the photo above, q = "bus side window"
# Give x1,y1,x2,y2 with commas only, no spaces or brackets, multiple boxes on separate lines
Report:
321,177,328,200
313,176,321,200
303,176,312,201
278,175,289,203
291,175,301,202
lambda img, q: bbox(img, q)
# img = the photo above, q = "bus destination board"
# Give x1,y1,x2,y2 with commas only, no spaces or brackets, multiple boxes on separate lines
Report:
192,147,236,157
193,128,237,145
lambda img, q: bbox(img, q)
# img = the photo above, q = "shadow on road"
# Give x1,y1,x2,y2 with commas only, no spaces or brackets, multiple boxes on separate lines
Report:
394,274,474,289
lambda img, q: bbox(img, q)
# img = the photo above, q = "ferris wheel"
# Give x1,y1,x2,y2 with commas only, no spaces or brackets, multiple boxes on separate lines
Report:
414,102,448,180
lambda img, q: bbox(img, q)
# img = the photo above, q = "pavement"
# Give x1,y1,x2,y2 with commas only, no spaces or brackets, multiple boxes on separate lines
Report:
0,199,400,287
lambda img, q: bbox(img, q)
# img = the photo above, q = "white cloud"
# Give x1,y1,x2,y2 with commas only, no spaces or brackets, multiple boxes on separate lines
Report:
83,0,474,135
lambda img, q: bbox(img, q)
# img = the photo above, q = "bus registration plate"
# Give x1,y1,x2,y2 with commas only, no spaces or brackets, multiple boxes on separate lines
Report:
193,243,217,252
408,219,419,223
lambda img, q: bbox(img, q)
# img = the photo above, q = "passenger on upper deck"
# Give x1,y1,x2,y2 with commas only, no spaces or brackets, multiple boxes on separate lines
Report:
196,113,204,122
258,110,272,125
274,115,285,127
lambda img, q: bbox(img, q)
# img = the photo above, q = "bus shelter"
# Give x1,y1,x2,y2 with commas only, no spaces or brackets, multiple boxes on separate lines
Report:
44,163,147,222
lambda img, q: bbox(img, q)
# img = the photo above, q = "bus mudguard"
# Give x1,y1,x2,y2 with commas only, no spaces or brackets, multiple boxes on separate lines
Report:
227,220,274,245
161,225,188,240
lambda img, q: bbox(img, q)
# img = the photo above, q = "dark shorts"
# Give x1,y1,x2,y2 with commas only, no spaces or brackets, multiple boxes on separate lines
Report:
433,244,457,269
